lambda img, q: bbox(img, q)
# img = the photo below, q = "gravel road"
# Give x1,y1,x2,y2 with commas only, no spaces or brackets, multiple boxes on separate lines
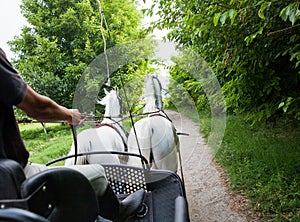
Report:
165,110,259,222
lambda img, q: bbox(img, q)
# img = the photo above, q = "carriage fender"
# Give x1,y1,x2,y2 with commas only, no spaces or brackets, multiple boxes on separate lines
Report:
174,196,189,222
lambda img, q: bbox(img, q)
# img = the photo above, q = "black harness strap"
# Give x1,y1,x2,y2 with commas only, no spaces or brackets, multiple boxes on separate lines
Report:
71,125,78,165
96,123,128,152
149,112,172,123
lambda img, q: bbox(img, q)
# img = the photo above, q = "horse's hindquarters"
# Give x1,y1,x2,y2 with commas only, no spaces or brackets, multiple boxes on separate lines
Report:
65,127,125,166
150,117,179,172
127,116,179,172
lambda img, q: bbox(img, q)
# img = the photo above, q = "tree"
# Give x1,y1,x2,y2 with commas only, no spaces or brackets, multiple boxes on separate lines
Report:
148,0,300,123
9,0,146,108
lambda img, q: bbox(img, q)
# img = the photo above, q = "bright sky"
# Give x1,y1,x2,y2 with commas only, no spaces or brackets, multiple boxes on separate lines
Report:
0,0,167,60
0,0,27,60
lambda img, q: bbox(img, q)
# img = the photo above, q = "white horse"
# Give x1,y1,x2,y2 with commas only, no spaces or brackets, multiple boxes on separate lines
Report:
65,88,127,165
127,74,179,172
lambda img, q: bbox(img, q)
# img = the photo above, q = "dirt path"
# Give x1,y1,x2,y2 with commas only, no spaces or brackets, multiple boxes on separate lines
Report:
165,110,258,222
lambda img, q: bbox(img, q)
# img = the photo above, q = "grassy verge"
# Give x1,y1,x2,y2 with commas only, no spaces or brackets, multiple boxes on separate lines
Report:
19,123,74,165
199,112,300,221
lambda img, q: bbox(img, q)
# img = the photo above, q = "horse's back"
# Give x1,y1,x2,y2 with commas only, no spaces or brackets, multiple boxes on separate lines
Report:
65,127,122,166
88,127,124,164
127,116,179,172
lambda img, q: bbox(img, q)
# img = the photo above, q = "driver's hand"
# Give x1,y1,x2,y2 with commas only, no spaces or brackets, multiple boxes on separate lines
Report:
68,109,83,126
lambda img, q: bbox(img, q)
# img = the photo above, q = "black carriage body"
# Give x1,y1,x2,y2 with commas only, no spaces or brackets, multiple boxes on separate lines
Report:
0,154,190,222
101,164,189,222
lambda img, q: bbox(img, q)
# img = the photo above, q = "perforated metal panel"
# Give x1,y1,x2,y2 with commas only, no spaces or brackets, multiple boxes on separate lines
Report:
103,165,148,195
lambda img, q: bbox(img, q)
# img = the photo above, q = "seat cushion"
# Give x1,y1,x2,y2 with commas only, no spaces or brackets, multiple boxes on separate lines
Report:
0,159,26,199
21,167,99,222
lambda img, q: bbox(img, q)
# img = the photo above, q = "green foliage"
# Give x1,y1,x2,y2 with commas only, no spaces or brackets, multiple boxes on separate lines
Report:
70,38,156,115
280,3,300,25
20,123,73,164
220,116,300,221
9,0,146,108
197,113,300,221
168,57,208,111
149,0,300,123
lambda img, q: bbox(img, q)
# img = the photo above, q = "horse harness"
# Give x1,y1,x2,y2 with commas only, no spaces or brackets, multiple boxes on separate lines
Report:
96,123,128,152
148,111,173,123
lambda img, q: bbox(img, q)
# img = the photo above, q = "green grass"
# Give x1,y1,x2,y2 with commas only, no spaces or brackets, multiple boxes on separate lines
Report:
198,112,300,221
20,123,74,165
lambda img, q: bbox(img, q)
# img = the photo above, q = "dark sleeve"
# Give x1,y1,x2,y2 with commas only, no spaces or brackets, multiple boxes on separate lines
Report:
0,48,27,106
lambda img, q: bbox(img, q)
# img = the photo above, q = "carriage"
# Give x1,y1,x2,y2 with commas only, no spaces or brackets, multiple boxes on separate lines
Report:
0,153,189,222
0,74,190,222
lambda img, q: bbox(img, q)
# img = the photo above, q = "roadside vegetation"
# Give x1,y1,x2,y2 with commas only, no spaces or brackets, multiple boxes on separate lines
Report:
197,111,300,222
20,123,73,165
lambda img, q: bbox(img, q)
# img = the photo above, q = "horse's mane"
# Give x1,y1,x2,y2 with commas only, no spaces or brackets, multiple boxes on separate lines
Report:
152,74,163,110
99,89,122,118
143,74,161,113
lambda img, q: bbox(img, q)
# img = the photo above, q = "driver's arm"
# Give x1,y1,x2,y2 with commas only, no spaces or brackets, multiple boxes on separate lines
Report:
17,85,81,125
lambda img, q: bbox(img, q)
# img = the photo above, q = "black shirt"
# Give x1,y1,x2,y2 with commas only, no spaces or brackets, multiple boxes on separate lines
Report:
0,48,29,167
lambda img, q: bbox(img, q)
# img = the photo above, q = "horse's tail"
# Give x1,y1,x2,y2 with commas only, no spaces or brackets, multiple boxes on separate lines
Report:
64,142,87,166
64,129,93,166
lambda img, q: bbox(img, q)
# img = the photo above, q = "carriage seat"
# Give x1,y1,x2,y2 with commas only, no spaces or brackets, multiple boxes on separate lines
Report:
0,159,99,222
0,159,26,200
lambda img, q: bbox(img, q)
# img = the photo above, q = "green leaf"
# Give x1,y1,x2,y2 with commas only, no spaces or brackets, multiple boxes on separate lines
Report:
278,102,285,109
280,5,290,22
280,8,287,21
279,97,294,112
244,36,251,46
257,26,264,35
279,3,300,25
289,7,297,25
214,13,222,26
228,9,238,24
290,52,299,61
258,10,265,20
258,2,271,20
220,12,228,25
256,0,265,6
